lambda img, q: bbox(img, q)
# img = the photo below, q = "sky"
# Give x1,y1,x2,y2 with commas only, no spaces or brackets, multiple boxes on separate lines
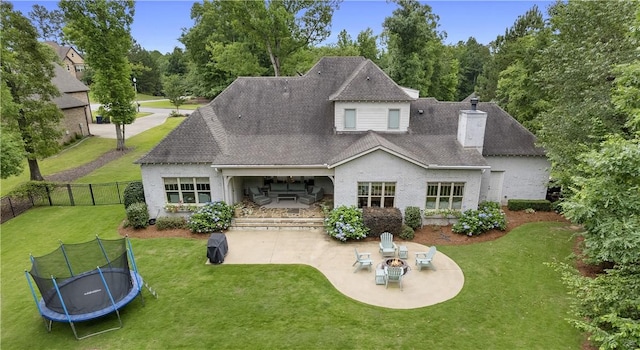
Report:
11,0,553,54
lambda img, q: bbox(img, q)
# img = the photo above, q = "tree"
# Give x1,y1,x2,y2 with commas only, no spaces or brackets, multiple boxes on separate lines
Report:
1,2,63,181
219,0,340,76
60,0,137,151
476,5,545,102
537,0,638,186
382,0,457,100
165,47,188,76
27,4,64,42
356,28,379,62
163,75,187,113
129,41,163,96
0,80,25,179
453,37,490,101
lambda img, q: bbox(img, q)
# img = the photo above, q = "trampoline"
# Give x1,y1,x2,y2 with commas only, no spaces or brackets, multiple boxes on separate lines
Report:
26,236,145,340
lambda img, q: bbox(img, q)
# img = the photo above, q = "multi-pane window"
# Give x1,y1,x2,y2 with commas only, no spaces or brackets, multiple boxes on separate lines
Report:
344,109,356,129
357,182,396,208
425,182,464,210
388,109,400,129
164,177,211,204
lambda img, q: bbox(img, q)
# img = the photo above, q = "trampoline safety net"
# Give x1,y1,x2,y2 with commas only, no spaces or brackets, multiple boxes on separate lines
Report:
29,237,133,315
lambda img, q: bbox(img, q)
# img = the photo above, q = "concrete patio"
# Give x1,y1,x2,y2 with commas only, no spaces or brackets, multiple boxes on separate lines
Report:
215,229,465,309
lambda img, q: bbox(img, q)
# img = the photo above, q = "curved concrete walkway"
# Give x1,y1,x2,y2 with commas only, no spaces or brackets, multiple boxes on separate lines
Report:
88,106,172,139
219,229,465,309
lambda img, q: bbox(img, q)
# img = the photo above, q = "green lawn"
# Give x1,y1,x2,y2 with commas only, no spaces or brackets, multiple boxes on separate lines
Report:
138,100,204,110
89,91,160,103
1,117,184,196
1,206,583,349
75,117,185,183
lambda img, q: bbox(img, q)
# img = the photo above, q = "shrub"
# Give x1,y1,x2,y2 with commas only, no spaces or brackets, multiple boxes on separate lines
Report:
363,207,402,237
324,205,369,242
452,201,506,236
126,202,149,229
399,224,415,240
123,181,145,208
404,206,422,230
507,199,552,212
155,216,187,230
187,201,233,233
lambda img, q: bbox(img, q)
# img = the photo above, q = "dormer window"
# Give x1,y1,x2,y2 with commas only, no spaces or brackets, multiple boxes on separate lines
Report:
388,109,400,129
344,109,356,129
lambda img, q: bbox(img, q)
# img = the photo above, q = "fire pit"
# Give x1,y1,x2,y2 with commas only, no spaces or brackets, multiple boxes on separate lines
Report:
382,258,410,275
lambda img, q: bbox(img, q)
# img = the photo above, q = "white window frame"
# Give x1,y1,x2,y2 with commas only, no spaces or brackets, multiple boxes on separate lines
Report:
357,182,396,208
388,109,400,129
344,109,356,129
425,182,465,210
164,177,211,204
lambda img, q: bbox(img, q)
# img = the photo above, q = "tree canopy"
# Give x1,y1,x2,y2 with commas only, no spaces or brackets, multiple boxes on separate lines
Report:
1,2,63,181
60,0,137,151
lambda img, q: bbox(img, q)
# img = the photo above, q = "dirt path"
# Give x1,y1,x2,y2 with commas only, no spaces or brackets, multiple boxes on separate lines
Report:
46,148,130,183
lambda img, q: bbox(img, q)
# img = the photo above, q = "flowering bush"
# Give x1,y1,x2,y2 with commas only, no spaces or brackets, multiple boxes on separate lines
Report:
452,201,506,236
324,205,369,242
164,202,199,213
187,201,233,233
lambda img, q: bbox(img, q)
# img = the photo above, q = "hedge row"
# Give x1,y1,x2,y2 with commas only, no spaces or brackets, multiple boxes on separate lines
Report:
507,199,552,212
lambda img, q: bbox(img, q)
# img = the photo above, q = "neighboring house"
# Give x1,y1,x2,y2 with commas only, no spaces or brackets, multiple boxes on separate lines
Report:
51,63,92,143
45,41,86,80
136,57,550,218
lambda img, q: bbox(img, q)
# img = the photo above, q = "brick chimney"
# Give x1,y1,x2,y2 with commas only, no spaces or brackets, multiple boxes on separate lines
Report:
457,98,487,153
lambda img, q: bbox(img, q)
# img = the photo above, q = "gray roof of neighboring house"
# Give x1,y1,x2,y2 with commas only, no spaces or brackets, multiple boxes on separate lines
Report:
52,64,89,93
136,57,544,166
53,94,87,109
44,41,84,61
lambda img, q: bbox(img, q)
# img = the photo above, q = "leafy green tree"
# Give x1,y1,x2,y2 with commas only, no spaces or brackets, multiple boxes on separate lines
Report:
382,0,457,100
476,5,544,102
1,2,63,181
453,37,490,101
27,4,64,42
556,263,640,350
129,41,163,96
60,0,137,151
562,136,640,265
356,28,379,62
165,47,188,76
537,0,638,186
219,0,341,76
163,75,187,113
0,80,25,179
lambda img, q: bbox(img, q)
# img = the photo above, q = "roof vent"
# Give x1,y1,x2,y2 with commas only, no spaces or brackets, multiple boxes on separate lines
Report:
418,109,424,114
470,97,479,111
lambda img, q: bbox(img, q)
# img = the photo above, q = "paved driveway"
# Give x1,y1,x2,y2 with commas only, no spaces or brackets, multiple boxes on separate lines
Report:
88,104,177,139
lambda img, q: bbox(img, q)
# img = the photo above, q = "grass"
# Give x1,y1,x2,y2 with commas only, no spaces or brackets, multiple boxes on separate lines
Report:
89,91,161,103
1,206,583,349
138,100,204,110
1,117,183,195
75,117,185,183
0,137,115,196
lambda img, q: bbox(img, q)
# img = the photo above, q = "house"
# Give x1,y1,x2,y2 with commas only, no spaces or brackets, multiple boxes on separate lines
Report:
136,57,549,218
51,63,92,143
45,41,86,80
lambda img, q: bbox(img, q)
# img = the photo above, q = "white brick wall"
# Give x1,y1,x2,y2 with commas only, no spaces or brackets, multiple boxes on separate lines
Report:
140,164,223,218
481,156,551,204
333,150,483,212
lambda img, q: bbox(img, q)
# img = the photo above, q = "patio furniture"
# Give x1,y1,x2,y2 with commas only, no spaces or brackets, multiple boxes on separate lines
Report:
379,232,397,257
276,193,297,203
375,268,385,285
299,186,324,205
352,248,373,273
398,245,408,259
385,266,403,290
249,187,272,206
415,246,437,271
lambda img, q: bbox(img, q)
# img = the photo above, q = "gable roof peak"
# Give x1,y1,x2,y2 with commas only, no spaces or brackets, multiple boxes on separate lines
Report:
329,59,415,102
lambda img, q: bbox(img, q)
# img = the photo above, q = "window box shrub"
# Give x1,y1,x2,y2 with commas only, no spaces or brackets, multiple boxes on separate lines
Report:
187,201,233,233
324,205,369,242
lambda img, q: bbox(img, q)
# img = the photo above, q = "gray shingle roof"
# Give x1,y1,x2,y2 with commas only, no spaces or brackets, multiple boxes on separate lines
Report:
53,94,86,109
329,60,415,101
137,57,544,167
52,64,89,93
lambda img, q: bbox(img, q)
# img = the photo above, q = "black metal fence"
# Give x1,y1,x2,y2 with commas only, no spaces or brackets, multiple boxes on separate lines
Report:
1,181,135,224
